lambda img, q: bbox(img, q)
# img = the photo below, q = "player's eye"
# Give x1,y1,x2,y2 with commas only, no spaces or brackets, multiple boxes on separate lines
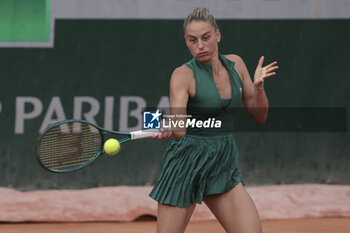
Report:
189,38,197,43
203,36,210,41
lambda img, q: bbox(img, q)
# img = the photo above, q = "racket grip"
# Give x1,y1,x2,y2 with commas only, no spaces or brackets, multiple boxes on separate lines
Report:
130,129,159,140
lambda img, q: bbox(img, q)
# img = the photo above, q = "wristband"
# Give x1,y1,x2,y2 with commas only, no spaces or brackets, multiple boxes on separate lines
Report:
254,83,264,90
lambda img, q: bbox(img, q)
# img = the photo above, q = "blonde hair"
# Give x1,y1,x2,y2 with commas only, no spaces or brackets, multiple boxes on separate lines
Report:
183,7,218,32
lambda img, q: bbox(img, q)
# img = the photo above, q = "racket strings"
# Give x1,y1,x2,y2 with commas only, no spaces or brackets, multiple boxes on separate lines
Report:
38,122,102,171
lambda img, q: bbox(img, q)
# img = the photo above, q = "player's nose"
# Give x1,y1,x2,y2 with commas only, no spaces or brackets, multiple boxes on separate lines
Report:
198,39,204,49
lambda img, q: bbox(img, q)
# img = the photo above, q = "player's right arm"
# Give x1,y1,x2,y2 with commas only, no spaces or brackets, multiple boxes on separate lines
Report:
155,65,193,140
169,65,193,139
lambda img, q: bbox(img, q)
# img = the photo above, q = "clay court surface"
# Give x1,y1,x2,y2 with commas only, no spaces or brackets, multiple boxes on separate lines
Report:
2,185,349,232
1,218,350,233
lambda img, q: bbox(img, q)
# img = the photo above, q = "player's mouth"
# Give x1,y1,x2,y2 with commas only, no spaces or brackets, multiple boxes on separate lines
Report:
198,52,208,57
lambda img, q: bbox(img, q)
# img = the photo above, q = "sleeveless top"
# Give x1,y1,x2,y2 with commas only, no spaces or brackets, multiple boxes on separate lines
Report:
185,54,243,135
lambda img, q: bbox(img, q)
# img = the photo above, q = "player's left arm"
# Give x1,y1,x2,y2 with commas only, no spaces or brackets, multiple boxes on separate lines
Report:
226,54,278,124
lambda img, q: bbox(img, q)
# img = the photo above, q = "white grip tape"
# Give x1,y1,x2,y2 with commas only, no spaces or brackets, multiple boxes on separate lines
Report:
130,129,159,140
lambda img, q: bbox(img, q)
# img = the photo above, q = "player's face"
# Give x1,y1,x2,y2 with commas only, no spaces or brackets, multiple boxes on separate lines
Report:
184,21,220,63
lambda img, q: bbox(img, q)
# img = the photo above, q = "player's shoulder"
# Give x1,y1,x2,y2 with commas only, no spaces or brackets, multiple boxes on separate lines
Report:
223,54,248,80
172,64,193,76
170,64,194,84
224,54,245,65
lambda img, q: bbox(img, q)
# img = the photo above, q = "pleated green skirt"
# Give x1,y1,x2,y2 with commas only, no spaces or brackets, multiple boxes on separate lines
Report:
149,134,245,208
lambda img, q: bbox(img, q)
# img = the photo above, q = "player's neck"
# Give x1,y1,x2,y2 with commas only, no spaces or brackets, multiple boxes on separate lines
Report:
210,54,223,74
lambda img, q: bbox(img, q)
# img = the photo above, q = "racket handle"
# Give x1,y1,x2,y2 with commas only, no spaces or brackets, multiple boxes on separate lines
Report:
130,129,159,140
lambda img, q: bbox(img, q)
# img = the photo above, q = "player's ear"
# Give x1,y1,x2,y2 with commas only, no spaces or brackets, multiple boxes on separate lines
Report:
216,29,221,43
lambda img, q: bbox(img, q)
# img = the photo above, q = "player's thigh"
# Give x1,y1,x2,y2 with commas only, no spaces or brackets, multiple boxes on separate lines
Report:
204,183,262,233
157,202,196,233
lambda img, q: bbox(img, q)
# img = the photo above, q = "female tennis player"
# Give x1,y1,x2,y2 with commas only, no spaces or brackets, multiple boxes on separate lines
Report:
150,7,278,233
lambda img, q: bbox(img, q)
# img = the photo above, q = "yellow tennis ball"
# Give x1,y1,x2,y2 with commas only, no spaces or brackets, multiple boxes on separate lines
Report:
104,138,120,156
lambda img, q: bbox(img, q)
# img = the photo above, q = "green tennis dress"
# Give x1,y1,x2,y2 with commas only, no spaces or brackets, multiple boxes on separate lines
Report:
149,54,244,208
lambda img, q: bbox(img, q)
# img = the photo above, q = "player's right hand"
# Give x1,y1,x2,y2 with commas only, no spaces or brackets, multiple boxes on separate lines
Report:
150,128,172,140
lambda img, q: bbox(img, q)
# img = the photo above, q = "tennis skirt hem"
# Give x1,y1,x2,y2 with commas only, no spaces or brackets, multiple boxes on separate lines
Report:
149,173,244,208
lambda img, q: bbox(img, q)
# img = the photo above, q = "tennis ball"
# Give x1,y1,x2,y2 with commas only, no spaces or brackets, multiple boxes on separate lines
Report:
104,138,120,156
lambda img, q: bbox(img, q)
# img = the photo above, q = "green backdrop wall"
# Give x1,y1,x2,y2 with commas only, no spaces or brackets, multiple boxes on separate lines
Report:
0,19,349,189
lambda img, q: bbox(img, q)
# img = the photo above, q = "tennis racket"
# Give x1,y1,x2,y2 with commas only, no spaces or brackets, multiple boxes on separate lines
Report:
35,119,159,173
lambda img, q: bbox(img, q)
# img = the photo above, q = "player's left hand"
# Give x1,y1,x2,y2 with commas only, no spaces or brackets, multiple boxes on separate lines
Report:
253,56,278,89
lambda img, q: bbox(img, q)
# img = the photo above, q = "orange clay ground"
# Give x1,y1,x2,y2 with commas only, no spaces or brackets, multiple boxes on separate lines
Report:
1,218,350,233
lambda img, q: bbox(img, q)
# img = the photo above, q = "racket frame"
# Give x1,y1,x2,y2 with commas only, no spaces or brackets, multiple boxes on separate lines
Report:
35,119,133,173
